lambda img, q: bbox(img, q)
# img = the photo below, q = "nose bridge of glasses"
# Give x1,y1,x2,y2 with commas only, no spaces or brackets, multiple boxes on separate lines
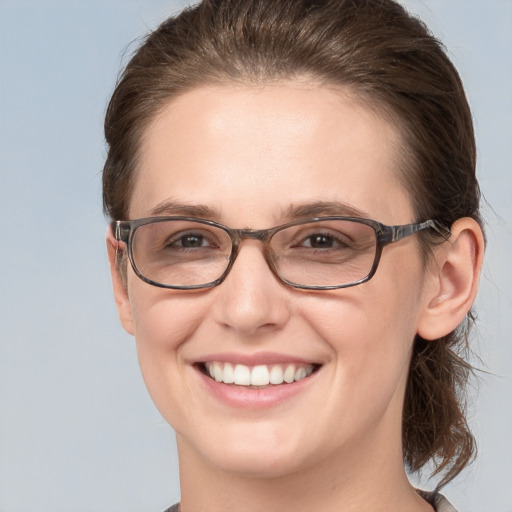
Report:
228,228,277,277
229,228,274,256
231,228,271,242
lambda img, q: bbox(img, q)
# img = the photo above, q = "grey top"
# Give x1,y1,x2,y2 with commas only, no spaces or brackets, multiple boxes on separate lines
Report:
419,490,459,512
163,491,458,512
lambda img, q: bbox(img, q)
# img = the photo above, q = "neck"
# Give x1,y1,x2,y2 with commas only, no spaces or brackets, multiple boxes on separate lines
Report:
176,430,433,512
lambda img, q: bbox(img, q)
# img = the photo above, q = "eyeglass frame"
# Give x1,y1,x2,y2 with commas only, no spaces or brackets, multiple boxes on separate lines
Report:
113,216,448,291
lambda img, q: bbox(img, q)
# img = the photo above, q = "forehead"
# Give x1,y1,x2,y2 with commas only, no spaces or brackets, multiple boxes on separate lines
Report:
132,82,413,225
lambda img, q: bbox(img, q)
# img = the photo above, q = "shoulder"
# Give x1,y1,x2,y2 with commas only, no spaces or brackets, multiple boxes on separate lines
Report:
418,490,459,512
162,504,180,512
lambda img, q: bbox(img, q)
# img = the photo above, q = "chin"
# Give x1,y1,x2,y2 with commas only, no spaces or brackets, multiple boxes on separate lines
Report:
177,421,317,479
210,448,310,479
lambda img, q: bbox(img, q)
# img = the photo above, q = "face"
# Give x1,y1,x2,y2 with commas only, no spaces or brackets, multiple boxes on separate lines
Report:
113,82,435,479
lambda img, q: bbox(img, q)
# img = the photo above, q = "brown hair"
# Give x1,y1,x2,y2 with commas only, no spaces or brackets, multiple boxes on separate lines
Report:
103,0,481,487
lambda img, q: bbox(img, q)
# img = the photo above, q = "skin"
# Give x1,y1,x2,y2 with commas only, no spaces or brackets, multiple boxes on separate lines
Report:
108,81,484,512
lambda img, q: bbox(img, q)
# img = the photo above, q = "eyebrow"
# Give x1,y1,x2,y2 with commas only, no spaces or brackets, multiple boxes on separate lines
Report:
284,201,370,219
149,200,221,219
148,199,369,222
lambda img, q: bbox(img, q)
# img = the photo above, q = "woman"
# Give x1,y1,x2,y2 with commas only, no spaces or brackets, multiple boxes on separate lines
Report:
103,1,484,510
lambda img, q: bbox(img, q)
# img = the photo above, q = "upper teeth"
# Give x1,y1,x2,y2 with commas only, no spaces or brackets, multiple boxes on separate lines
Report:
204,362,315,386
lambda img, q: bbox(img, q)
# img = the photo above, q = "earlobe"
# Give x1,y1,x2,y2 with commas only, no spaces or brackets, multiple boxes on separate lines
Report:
417,217,484,341
106,226,135,336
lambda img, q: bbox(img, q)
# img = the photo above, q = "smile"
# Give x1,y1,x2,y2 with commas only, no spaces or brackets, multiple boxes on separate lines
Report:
202,362,318,387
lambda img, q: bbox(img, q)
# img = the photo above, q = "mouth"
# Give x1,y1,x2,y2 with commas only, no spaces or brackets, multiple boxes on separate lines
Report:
197,361,321,388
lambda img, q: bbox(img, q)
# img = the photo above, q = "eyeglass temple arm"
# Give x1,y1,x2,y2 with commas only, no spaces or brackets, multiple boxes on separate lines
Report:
112,220,131,243
380,220,449,244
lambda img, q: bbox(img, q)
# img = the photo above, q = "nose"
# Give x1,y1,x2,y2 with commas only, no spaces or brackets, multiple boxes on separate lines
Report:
212,241,291,336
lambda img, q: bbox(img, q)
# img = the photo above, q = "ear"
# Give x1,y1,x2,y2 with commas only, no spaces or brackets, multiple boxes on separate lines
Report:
417,217,485,340
106,225,135,335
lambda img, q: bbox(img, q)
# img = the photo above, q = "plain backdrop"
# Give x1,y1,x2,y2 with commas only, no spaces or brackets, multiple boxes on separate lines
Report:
0,1,511,511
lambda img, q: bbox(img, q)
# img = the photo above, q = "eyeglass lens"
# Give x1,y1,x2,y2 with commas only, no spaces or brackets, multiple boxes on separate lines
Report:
130,219,378,288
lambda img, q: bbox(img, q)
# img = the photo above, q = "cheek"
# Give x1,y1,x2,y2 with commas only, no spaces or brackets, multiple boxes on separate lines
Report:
127,281,212,408
305,279,420,350
128,276,208,349
301,260,425,393
303,293,416,375
304,300,416,446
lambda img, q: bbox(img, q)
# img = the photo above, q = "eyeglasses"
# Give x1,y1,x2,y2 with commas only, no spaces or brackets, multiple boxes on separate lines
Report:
113,216,447,290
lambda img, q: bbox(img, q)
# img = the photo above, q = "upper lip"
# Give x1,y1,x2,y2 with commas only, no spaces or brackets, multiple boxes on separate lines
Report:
194,351,321,366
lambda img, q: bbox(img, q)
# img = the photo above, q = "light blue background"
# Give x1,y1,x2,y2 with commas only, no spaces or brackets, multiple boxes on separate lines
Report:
0,1,510,511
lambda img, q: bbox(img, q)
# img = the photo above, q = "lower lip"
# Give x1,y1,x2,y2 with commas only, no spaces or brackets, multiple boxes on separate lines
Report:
195,366,318,409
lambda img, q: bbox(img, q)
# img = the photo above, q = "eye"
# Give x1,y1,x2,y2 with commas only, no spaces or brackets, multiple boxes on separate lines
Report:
173,233,210,248
167,231,219,249
293,231,351,250
300,233,348,249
